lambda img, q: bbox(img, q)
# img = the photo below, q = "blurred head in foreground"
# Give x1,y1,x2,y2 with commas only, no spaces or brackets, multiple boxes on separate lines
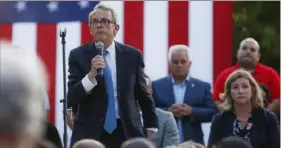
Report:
73,139,105,148
177,140,205,148
214,136,253,148
0,40,48,148
121,137,156,148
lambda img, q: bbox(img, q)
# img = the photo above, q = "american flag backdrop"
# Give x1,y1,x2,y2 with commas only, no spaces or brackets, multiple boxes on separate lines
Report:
0,1,233,145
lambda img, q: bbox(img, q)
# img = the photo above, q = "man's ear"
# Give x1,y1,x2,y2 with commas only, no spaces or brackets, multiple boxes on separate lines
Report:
257,52,261,61
89,26,93,36
113,24,120,36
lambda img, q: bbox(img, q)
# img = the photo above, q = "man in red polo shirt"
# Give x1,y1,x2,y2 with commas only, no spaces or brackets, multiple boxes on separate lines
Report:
213,37,280,115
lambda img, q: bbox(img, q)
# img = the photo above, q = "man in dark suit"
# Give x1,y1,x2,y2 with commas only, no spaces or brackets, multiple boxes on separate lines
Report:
67,4,158,148
152,45,217,145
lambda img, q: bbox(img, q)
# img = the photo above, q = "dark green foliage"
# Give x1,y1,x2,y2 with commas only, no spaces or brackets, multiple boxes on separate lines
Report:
233,1,280,73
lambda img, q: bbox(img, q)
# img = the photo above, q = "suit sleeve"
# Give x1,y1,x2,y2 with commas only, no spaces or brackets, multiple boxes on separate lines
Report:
266,110,280,148
207,114,222,148
162,112,180,147
67,50,91,108
189,83,217,123
152,82,169,111
134,51,159,129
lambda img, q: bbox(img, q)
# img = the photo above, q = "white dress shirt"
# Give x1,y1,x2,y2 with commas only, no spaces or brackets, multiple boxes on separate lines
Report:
171,76,189,143
81,41,119,118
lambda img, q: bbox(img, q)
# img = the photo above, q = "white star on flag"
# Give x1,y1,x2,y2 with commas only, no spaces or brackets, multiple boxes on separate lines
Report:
78,1,89,9
15,1,27,12
47,2,59,13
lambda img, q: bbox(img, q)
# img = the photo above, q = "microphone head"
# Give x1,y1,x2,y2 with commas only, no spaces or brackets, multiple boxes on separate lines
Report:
59,27,67,37
95,41,104,50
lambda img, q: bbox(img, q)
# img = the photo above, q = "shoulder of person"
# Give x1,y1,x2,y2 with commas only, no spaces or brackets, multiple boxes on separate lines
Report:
262,108,279,122
115,41,140,54
213,111,233,121
152,76,170,86
216,65,237,79
69,42,93,56
156,108,171,116
189,76,211,88
259,63,279,76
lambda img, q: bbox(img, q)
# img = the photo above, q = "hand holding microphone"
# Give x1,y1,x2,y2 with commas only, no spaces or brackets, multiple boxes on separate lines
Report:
88,41,105,83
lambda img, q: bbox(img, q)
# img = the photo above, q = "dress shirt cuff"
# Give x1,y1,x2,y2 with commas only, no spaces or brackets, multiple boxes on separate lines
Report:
146,128,158,132
81,74,97,94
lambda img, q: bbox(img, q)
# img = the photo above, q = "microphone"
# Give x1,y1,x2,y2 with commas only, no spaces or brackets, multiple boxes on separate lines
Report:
95,41,104,76
59,27,67,38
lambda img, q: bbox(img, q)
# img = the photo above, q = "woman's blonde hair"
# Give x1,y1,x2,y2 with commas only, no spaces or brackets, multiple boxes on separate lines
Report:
219,69,264,111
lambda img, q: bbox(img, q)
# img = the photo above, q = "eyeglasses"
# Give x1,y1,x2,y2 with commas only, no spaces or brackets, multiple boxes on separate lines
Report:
91,18,115,27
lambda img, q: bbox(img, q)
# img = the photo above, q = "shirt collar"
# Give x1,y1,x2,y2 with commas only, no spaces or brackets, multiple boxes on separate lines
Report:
171,75,189,85
234,62,262,74
104,41,115,57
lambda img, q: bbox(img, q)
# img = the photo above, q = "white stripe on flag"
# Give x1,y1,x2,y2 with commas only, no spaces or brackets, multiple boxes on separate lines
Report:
12,23,37,55
55,22,81,147
100,1,124,43
189,2,213,145
189,1,213,85
144,1,168,81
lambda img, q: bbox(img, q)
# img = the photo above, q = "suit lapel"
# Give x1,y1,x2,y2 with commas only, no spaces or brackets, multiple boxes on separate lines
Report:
183,77,196,104
84,42,98,70
167,76,176,104
115,41,124,99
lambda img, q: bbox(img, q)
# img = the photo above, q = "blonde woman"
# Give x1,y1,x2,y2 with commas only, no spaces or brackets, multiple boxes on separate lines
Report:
207,69,279,148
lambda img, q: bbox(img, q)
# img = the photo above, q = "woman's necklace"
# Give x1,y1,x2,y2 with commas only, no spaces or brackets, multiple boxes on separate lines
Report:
237,116,250,122
234,110,251,122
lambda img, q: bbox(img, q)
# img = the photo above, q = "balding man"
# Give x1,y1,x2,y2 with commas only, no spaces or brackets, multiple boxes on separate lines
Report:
152,45,217,144
213,38,280,116
0,41,47,148
73,139,105,148
121,138,156,148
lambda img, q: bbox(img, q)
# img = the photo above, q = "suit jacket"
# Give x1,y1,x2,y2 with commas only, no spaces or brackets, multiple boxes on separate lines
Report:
207,108,280,148
67,41,158,147
152,76,217,144
149,108,179,148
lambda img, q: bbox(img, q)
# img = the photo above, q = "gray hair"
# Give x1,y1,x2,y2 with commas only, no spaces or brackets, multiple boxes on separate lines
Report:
121,138,156,148
0,41,48,139
239,37,260,51
73,139,105,148
88,3,118,26
168,44,190,63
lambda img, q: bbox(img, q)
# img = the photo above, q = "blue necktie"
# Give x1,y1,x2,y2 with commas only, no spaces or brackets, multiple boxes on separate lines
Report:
103,50,117,133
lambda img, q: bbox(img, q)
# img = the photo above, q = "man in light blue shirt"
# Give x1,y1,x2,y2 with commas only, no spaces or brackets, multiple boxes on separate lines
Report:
152,45,217,144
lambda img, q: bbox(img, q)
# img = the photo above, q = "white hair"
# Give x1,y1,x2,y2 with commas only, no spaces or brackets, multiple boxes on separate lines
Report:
88,3,119,26
0,40,48,139
168,44,190,63
239,37,260,50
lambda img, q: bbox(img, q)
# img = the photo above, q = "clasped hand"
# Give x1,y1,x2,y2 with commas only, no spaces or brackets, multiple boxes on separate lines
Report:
168,104,192,118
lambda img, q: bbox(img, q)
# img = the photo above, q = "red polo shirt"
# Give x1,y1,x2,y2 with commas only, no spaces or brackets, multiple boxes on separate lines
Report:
213,63,280,102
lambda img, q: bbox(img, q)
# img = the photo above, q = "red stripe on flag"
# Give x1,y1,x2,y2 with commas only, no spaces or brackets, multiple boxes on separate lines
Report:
0,24,12,41
168,1,189,73
213,1,233,83
36,24,57,124
124,1,144,53
81,22,93,44
168,1,189,46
